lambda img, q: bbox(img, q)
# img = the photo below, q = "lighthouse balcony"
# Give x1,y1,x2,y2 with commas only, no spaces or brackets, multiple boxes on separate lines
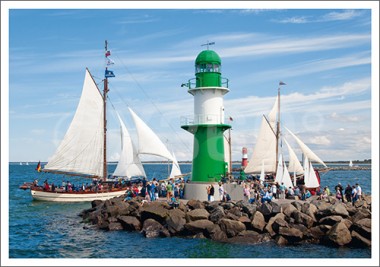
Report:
183,77,229,89
180,114,231,126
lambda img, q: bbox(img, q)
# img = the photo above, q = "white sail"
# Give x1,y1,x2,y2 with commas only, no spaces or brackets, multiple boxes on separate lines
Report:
44,69,104,177
283,138,304,174
169,152,182,178
275,153,284,184
285,127,327,167
303,157,320,188
349,160,353,167
244,116,277,173
281,161,294,189
268,95,278,130
128,107,175,162
113,112,146,178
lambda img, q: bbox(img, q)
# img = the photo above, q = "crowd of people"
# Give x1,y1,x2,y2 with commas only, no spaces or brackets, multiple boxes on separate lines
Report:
318,182,363,204
35,174,364,207
123,177,186,203
217,177,364,205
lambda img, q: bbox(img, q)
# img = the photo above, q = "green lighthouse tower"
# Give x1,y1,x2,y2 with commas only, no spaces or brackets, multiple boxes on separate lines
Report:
181,47,231,200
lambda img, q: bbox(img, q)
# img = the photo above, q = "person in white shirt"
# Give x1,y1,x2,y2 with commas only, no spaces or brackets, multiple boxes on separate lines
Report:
356,183,362,200
218,182,225,201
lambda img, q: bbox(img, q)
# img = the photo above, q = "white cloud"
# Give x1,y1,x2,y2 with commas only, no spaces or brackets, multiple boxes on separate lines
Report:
275,16,309,24
321,10,362,22
274,9,364,24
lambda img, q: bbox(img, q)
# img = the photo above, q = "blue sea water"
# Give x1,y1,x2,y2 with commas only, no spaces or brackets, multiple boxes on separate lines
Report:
7,163,372,259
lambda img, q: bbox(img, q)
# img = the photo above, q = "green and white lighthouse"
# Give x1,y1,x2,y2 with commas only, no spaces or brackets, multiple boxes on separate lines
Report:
181,46,231,200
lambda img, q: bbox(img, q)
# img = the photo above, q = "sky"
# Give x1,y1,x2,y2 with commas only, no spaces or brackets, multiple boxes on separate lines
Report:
2,1,379,164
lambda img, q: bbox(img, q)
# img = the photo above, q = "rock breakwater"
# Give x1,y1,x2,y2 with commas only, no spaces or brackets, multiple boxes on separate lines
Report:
79,195,371,248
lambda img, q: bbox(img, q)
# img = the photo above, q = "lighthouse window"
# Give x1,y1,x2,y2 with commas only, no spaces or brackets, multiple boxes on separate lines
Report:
196,63,221,73
214,64,221,72
196,65,201,73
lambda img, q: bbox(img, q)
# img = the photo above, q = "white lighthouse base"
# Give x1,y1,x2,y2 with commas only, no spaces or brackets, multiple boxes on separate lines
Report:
184,182,244,201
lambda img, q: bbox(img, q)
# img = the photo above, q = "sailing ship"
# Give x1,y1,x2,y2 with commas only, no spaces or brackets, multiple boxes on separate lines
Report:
28,41,181,202
111,108,182,180
244,82,327,189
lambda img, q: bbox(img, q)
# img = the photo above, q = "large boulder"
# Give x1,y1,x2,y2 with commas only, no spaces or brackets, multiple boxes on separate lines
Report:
351,230,371,247
91,199,104,208
114,201,131,216
351,218,371,240
331,203,349,217
241,203,257,218
316,202,349,219
187,199,205,210
259,202,273,216
271,217,289,233
108,222,123,231
219,218,246,238
309,226,325,240
278,226,303,242
227,231,271,245
118,215,142,231
141,218,168,238
209,206,225,223
251,211,266,232
265,213,285,236
351,209,371,223
205,224,227,241
326,221,352,246
185,219,215,234
205,201,220,213
186,208,209,222
165,209,186,235
319,215,344,226
292,211,314,228
227,207,243,218
238,216,252,230
291,201,303,211
301,202,318,222
140,203,169,224
270,202,282,214
282,203,297,218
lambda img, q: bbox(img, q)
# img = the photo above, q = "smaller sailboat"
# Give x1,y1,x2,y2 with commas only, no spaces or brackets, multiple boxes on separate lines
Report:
111,109,182,181
349,160,353,168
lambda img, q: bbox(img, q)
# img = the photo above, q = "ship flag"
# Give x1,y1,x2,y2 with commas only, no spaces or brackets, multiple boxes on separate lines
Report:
36,161,41,172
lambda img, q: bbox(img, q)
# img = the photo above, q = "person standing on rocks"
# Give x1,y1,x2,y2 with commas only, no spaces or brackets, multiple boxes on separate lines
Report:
352,185,358,204
356,183,362,200
243,184,250,202
335,182,344,197
345,183,352,202
206,185,211,201
209,184,215,201
218,182,225,201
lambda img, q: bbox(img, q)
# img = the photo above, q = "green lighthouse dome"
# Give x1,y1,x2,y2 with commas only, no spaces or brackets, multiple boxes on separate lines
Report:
195,50,221,65
195,50,222,87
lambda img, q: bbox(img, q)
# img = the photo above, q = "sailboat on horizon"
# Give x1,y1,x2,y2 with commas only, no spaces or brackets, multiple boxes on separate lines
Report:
244,82,327,189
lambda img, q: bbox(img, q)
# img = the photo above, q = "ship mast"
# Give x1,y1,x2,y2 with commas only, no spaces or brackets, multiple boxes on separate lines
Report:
275,81,286,175
103,40,109,181
275,86,280,174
